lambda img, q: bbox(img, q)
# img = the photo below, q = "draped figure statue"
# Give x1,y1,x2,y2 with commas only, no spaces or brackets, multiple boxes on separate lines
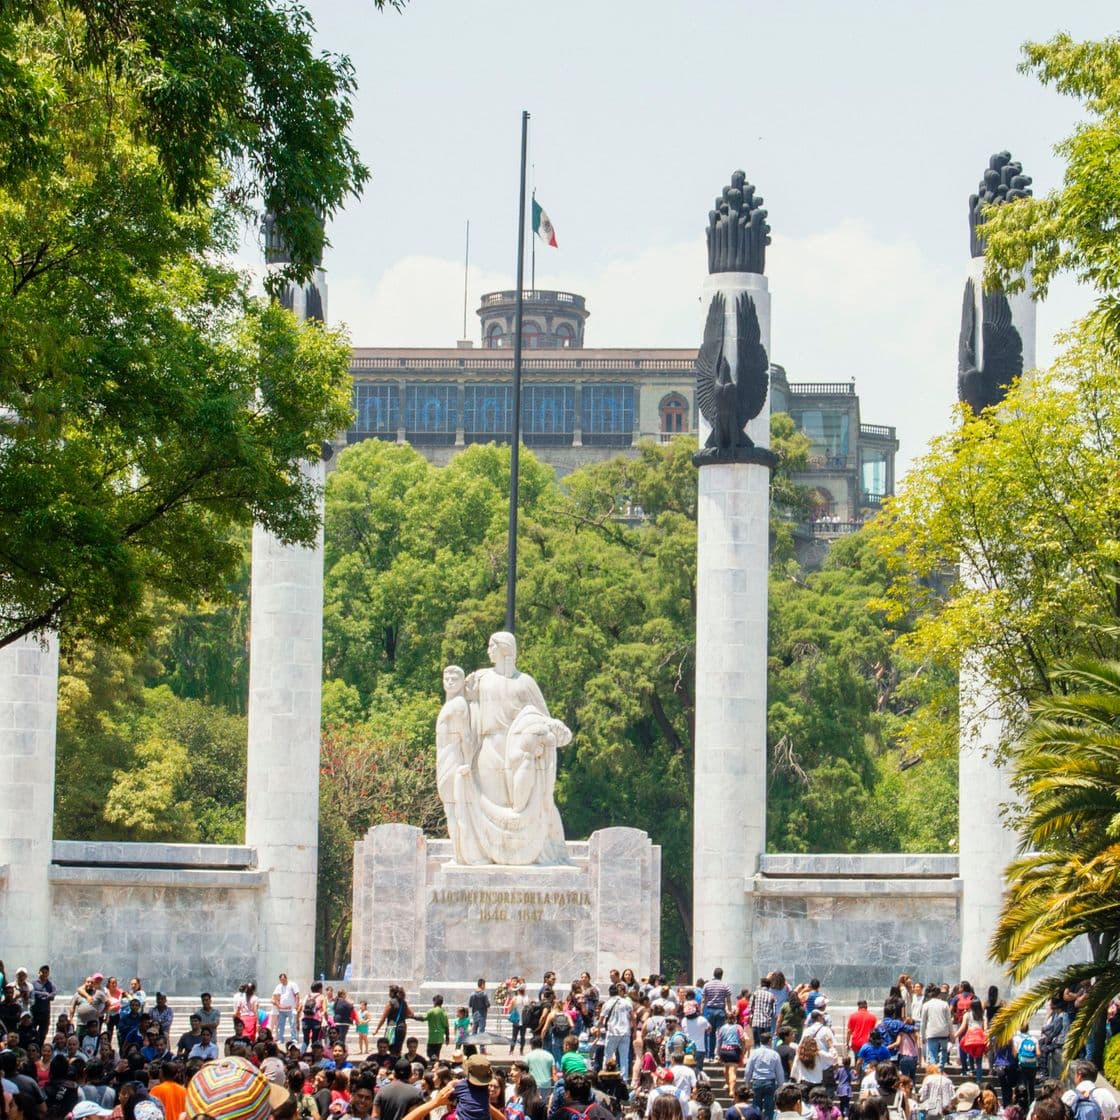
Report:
434,631,572,865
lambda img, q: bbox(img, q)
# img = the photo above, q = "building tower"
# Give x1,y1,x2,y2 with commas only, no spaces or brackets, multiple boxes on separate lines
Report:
244,217,329,985
478,289,589,349
956,151,1036,988
0,632,59,965
691,173,776,987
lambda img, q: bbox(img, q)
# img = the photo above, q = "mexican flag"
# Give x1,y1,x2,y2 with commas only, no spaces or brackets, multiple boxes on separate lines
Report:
532,198,558,248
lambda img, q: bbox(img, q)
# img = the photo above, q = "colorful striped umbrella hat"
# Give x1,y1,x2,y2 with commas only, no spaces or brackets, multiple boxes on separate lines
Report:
185,1058,290,1120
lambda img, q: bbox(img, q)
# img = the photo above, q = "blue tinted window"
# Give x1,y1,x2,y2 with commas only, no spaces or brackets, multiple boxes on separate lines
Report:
405,384,457,433
582,384,634,433
464,384,512,434
523,385,575,434
352,383,399,435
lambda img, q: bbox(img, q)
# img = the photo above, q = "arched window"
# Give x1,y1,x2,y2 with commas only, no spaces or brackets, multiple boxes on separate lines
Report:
521,321,541,349
555,323,575,348
486,324,504,349
659,393,688,435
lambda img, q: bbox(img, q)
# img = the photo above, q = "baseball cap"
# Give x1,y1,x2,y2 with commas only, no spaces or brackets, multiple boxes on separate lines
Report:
134,1103,164,1120
955,1083,981,1112
465,1055,493,1087
185,1057,290,1120
91,973,105,982
656,1069,674,1084
72,1104,114,1119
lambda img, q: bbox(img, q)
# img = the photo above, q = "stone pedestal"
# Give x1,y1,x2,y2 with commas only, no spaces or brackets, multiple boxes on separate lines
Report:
692,272,771,991
245,458,325,986
0,632,59,965
350,825,660,991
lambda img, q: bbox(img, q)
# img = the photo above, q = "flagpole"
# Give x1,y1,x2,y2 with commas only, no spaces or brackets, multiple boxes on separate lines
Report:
531,189,536,290
506,109,529,634
462,219,470,339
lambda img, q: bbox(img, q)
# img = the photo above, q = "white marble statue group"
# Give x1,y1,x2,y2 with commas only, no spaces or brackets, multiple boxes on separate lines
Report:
435,631,572,866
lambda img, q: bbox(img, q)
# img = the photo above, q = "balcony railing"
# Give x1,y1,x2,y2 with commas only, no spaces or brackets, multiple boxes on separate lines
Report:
480,290,586,310
788,381,856,395
860,423,896,439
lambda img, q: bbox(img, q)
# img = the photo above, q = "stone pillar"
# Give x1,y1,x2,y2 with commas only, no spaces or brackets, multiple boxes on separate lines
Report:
245,249,328,987
0,632,59,963
692,272,771,990
957,242,1035,990
245,460,324,987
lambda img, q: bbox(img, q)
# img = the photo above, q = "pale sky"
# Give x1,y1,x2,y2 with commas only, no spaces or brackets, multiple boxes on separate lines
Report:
277,0,1115,480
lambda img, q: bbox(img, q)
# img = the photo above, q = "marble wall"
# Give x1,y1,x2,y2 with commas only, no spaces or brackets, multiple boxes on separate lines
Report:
46,842,264,991
350,825,660,993
748,854,961,999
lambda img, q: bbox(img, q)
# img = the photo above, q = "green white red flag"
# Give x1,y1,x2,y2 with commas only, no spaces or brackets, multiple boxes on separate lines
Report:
532,198,558,248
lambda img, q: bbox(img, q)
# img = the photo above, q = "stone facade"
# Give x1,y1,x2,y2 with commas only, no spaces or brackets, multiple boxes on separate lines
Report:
750,855,961,999
46,841,264,991
350,824,660,993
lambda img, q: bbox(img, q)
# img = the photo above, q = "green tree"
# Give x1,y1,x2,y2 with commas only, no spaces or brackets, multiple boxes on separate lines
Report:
992,658,1120,1064
0,0,401,649
876,331,1120,755
980,34,1120,344
55,643,247,844
317,714,442,975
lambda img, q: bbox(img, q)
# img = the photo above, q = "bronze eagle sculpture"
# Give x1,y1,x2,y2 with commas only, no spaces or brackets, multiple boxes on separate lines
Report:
692,291,774,466
957,277,1022,414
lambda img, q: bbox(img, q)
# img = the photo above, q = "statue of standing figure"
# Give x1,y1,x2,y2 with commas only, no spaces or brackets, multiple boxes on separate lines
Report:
434,631,572,865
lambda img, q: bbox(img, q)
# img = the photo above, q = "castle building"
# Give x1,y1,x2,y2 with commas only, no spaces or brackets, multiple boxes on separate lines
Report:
347,291,898,530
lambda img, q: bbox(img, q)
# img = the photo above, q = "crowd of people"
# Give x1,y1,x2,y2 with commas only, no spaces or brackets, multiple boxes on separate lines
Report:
1,962,1116,1120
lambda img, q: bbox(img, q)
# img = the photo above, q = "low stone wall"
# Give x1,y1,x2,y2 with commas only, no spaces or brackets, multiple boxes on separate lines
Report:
47,841,264,991
748,854,961,999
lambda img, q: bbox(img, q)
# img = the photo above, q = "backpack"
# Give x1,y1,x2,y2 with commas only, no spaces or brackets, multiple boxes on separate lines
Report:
797,1035,819,1068
563,1107,596,1120
717,1024,742,1063
1016,1036,1038,1067
552,1010,572,1035
1074,1098,1103,1120
524,1001,547,1033
886,1091,906,1120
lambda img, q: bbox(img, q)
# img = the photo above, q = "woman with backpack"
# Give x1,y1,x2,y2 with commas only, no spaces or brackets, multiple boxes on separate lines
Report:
715,1017,747,1097
957,1000,988,1079
543,997,573,1064
302,981,326,1048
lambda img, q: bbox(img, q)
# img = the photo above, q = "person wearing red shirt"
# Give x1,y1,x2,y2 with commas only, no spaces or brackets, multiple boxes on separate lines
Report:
846,1001,877,1054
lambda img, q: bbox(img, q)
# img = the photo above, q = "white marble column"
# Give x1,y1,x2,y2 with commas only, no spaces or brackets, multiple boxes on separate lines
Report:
692,272,771,990
0,632,59,964
957,255,1035,989
245,262,329,987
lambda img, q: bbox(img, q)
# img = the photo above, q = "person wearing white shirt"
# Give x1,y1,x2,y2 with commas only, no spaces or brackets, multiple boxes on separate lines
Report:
273,972,300,1045
670,1058,697,1108
188,1029,219,1061
1062,1063,1120,1120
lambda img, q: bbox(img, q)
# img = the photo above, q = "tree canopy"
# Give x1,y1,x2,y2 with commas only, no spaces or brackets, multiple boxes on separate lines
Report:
876,328,1120,753
0,0,396,649
982,34,1120,347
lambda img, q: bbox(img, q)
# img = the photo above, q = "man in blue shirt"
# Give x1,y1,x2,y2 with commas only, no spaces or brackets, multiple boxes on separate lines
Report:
856,1030,893,1079
117,1001,145,1052
743,1032,783,1120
